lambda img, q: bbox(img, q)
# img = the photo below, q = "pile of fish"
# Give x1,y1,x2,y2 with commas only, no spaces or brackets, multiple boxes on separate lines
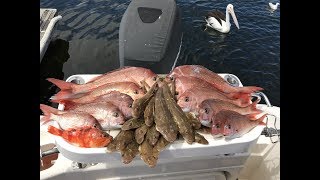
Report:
40,67,158,147
40,65,267,166
165,65,267,138
106,80,207,167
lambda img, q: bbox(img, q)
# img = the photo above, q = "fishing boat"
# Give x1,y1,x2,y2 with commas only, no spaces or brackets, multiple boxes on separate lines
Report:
40,0,279,179
40,8,62,62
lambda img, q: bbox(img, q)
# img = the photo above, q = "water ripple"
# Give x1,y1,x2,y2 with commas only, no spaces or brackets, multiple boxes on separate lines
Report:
40,0,280,106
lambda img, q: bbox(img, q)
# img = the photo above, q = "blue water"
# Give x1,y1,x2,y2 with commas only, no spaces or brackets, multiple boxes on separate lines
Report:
40,0,280,108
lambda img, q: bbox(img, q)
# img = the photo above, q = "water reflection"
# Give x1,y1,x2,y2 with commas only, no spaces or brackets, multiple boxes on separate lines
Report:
40,39,70,113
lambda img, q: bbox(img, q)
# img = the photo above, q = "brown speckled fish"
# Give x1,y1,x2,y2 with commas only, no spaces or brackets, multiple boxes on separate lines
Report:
120,141,139,164
154,88,178,142
121,117,145,130
132,82,158,118
139,140,159,168
162,83,195,144
145,125,160,146
144,96,155,127
135,124,149,144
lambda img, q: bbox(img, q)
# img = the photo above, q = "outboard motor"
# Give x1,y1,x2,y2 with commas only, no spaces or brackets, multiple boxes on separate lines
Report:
119,0,182,74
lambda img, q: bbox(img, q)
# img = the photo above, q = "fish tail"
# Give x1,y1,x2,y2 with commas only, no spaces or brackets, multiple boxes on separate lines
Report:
235,96,251,107
51,90,88,101
49,99,77,110
47,78,74,91
40,104,58,125
250,99,263,114
228,92,250,100
238,86,264,94
47,125,63,136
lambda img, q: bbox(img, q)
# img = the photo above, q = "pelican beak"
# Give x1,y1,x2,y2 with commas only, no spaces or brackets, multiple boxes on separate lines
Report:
230,9,240,29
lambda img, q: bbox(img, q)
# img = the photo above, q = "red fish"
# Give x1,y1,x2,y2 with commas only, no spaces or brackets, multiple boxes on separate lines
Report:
60,91,133,120
217,110,266,139
71,102,125,130
47,66,157,94
40,104,100,130
171,76,251,101
198,99,262,127
177,87,251,115
51,81,145,101
167,65,263,94
48,125,113,148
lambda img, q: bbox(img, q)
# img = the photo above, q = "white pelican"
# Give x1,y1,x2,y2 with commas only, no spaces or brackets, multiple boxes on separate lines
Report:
205,4,240,33
269,3,280,11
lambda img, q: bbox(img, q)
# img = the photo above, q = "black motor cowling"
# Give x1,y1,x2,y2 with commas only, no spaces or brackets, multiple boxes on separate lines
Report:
119,0,182,74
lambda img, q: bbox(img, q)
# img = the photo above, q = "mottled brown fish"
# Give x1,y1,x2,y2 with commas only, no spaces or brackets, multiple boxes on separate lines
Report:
121,117,145,130
120,141,139,164
114,130,135,151
144,96,155,127
139,140,159,168
132,82,158,118
146,125,160,146
154,88,178,142
162,83,195,144
135,124,149,144
154,135,170,152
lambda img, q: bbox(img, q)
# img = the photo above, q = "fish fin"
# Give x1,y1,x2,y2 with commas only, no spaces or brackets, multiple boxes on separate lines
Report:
50,90,74,100
47,78,73,91
40,104,58,125
250,99,263,114
258,114,267,125
246,113,263,120
235,96,251,107
47,125,63,136
228,92,250,100
238,86,264,94
51,90,88,101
